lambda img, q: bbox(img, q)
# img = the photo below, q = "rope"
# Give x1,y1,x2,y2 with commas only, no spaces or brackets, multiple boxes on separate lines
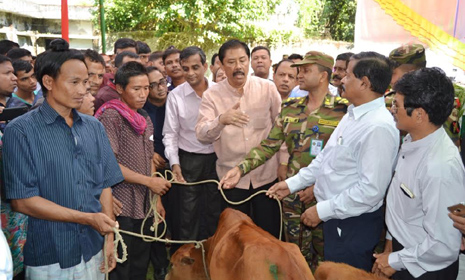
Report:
103,170,283,280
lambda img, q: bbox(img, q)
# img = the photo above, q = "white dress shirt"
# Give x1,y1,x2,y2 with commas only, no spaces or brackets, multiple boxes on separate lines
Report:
386,127,465,277
0,205,13,280
163,80,215,167
289,84,338,98
286,97,399,221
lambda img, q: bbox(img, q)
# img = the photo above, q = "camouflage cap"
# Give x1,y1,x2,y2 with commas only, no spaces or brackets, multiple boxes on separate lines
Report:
291,51,334,70
389,43,426,67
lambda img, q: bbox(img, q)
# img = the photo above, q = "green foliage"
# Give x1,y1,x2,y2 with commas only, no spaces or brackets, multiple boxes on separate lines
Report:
296,0,356,42
320,0,356,41
95,0,282,52
295,0,325,38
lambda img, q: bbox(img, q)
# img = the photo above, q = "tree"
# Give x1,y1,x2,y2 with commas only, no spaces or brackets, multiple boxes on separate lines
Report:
295,0,356,42
97,0,281,52
320,0,356,41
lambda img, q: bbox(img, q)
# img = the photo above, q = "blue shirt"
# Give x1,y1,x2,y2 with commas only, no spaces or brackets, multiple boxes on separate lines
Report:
3,100,123,268
6,91,43,109
143,101,167,162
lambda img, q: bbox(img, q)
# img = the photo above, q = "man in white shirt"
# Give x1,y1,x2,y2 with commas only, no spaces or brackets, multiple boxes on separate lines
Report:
267,52,399,271
162,46,220,253
373,67,465,279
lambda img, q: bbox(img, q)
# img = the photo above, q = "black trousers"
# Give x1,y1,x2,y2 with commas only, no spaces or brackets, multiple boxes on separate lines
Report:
150,168,170,272
323,207,384,271
170,150,222,255
392,238,459,280
110,216,153,280
221,179,281,239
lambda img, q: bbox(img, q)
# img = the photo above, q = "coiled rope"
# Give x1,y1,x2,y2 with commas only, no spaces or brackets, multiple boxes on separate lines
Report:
104,170,283,280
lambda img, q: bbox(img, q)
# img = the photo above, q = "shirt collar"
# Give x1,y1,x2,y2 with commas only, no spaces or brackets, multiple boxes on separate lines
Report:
184,78,215,98
402,127,444,151
348,97,385,120
40,99,84,125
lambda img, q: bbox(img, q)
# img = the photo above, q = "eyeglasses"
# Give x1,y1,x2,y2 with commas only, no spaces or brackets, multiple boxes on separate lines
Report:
149,79,168,89
391,100,410,114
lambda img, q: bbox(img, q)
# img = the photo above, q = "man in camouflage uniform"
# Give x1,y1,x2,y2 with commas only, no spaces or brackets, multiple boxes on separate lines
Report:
386,43,465,147
220,52,348,270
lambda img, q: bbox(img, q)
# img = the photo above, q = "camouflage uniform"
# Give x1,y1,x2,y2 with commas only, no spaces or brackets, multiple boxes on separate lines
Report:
237,94,347,269
387,44,465,147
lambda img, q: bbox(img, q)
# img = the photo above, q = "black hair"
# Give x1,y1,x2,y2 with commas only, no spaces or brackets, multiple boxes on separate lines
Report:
6,48,32,61
393,67,454,126
211,53,219,65
251,46,271,57
0,55,12,65
0,40,19,56
218,39,250,64
83,49,106,68
34,39,85,97
351,52,392,95
149,51,163,62
114,51,139,68
115,61,148,90
288,53,303,61
180,46,206,65
162,48,181,63
136,41,151,54
336,52,354,67
274,59,296,74
113,38,137,54
13,59,33,75
146,66,164,76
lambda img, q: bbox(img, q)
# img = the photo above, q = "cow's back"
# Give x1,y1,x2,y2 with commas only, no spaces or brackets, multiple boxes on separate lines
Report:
209,210,314,280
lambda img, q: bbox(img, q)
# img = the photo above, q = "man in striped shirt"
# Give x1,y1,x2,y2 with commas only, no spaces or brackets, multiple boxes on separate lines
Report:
3,39,123,280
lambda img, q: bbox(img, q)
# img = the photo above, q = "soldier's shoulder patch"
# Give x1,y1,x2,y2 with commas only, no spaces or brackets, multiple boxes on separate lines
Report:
335,97,350,105
283,96,305,107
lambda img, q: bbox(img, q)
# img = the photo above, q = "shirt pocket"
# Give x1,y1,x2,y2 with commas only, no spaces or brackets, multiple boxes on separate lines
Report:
328,144,354,174
247,106,270,130
82,156,104,188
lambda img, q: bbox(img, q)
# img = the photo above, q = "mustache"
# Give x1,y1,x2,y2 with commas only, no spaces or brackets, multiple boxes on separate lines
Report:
333,74,342,80
233,70,245,77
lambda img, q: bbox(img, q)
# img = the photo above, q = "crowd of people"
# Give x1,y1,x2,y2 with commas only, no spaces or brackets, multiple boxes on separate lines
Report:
0,36,464,280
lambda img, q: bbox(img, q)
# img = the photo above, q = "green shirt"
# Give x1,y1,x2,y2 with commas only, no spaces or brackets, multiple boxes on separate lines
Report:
238,95,348,177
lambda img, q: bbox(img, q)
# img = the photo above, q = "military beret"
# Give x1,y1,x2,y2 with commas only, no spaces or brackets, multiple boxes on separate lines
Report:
291,51,334,70
389,43,426,67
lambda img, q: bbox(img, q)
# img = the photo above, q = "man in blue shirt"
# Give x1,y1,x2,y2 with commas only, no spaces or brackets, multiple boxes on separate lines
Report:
3,39,123,279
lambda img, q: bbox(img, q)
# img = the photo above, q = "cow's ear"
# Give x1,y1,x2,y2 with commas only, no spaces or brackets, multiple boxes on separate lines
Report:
181,257,195,265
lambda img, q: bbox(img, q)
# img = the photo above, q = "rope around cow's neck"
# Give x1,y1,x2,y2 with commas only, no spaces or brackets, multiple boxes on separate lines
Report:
103,170,283,280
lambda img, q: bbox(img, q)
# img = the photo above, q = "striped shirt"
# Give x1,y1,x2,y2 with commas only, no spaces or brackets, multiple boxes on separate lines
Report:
3,100,123,269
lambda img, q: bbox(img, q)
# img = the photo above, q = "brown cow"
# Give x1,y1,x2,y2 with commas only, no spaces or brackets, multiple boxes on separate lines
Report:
166,208,315,280
314,262,389,280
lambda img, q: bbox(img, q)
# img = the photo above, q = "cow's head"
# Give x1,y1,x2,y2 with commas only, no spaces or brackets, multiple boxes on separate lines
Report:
166,243,209,280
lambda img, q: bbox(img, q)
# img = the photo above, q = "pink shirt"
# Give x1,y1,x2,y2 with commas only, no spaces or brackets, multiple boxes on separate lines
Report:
196,76,281,190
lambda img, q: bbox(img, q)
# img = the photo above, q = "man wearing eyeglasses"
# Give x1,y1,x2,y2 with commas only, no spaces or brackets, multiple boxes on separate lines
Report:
373,68,465,280
162,46,220,255
140,66,171,280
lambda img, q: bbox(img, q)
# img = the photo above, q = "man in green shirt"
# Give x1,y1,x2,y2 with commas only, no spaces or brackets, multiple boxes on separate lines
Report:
221,51,348,269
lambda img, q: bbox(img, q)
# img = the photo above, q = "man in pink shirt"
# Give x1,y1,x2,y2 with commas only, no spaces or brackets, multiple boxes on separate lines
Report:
196,39,282,238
